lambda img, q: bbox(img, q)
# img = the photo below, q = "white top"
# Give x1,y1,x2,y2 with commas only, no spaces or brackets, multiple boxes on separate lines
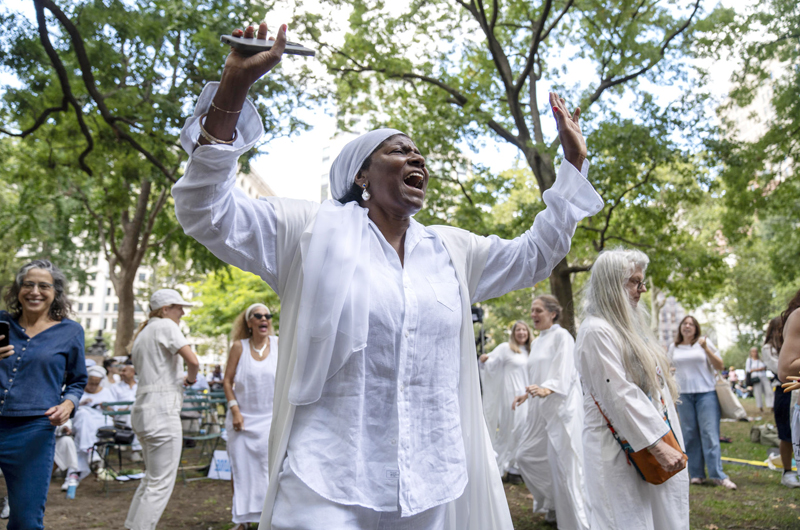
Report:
130,317,189,395
575,316,669,452
111,380,138,403
172,82,604,527
80,386,116,408
99,373,121,389
761,344,780,375
746,357,767,375
667,340,717,394
229,337,278,417
527,323,578,395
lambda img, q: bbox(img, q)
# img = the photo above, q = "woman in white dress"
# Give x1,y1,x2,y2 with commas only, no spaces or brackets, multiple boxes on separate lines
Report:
746,347,773,412
574,249,688,530
479,321,531,477
70,365,116,482
512,295,589,528
224,304,279,530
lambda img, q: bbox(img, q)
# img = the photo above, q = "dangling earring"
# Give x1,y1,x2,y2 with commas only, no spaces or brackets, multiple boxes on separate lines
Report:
361,183,371,201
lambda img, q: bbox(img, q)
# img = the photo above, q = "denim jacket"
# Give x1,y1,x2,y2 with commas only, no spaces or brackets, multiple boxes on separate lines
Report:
0,311,87,417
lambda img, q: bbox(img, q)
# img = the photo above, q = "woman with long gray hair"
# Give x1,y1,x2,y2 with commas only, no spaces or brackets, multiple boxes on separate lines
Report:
0,259,87,530
574,249,688,530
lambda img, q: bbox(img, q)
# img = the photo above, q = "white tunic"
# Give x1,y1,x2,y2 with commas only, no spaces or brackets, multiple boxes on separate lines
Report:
514,324,589,529
73,386,115,452
481,343,528,474
172,82,604,529
575,316,689,530
226,337,278,524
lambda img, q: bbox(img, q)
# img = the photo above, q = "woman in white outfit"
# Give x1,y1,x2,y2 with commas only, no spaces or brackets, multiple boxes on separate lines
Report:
746,347,773,412
224,304,279,530
574,249,688,530
479,321,531,478
69,365,115,484
512,295,589,528
172,22,603,530
125,289,199,530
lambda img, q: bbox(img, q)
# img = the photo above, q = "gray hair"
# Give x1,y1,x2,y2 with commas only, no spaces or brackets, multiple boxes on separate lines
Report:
4,259,73,321
581,248,678,401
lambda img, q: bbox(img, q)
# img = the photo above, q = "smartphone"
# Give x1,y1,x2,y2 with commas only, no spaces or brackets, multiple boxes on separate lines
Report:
220,35,316,57
0,321,9,348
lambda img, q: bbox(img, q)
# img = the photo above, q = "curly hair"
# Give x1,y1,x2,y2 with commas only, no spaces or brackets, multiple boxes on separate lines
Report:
4,259,72,321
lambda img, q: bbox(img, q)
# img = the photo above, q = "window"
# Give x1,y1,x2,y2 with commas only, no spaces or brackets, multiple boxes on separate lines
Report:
112,319,117,330
103,318,108,330
105,303,109,312
87,303,93,312
135,303,142,313
114,303,119,311
107,288,111,296
85,318,91,328
92,257,98,266
139,273,146,282
78,303,84,311
88,287,94,296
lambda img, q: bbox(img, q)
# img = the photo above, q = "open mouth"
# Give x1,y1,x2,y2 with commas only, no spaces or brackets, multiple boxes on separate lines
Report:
403,171,425,190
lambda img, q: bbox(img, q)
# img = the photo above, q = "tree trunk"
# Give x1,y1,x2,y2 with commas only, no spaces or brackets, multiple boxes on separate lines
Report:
550,258,577,336
111,269,139,356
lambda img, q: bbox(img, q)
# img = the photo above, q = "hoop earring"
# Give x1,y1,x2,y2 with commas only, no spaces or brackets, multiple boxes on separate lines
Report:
361,183,371,201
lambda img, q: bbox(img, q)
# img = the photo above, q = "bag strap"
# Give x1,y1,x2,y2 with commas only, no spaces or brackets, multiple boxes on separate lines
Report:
591,394,641,476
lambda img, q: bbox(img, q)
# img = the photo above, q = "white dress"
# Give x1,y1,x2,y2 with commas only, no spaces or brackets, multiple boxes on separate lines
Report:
574,316,689,530
514,324,589,529
73,386,116,453
226,337,278,524
481,343,529,474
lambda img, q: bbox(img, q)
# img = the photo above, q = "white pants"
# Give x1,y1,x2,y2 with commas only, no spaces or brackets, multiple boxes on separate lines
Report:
54,435,79,472
125,393,183,530
752,376,774,410
271,459,446,530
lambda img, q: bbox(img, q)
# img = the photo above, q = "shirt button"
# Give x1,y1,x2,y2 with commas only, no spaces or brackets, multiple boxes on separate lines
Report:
391,439,397,445
21,348,25,352
12,368,16,372
7,379,11,383
4,390,7,393
27,339,30,342
404,331,409,338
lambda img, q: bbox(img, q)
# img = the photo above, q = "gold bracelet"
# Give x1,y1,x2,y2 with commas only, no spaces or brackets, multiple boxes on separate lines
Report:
198,113,237,145
211,101,242,114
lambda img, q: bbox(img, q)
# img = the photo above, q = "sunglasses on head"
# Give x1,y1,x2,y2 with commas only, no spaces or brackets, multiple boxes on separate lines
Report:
251,312,272,320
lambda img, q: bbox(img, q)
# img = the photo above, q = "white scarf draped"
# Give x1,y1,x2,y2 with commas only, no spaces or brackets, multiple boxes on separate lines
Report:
288,128,405,406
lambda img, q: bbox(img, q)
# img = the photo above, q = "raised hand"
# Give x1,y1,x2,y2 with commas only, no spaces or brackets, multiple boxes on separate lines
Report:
549,92,586,171
223,22,288,89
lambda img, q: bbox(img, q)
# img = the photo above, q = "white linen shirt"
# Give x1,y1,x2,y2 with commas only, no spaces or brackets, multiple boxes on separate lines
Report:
667,340,717,394
172,82,605,517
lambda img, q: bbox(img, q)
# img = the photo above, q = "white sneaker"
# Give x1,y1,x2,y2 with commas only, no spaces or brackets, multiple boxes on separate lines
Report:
0,496,9,519
711,477,737,490
781,471,800,488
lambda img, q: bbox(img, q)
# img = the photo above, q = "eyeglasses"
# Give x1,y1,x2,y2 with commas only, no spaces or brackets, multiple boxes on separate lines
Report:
20,281,54,292
632,279,647,291
251,312,272,321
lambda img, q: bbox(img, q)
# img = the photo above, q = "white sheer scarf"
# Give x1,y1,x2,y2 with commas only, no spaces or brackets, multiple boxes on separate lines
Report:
288,128,405,406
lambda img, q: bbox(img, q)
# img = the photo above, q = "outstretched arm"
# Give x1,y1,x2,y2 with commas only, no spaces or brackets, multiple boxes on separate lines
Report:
472,94,603,303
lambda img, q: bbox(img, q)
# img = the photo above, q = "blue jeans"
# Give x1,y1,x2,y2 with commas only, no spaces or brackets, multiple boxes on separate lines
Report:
676,391,727,480
0,416,56,530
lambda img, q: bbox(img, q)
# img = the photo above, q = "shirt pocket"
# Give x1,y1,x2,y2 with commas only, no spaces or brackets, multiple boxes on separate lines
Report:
427,274,461,312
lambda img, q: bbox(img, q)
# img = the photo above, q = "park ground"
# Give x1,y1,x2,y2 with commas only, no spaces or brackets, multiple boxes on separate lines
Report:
2,399,799,529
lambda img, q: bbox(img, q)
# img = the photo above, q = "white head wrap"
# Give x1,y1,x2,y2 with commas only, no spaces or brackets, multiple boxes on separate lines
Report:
87,365,107,379
245,303,269,321
289,128,405,406
328,128,405,200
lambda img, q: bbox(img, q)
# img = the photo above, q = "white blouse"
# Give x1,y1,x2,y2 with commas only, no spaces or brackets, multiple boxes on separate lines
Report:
667,340,717,394
172,82,604,517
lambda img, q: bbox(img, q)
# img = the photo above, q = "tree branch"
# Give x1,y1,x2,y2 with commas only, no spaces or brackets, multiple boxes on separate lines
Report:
0,97,69,138
40,0,179,182
512,0,554,96
586,0,701,108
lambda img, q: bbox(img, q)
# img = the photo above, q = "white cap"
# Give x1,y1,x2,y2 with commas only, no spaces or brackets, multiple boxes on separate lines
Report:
149,289,194,311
